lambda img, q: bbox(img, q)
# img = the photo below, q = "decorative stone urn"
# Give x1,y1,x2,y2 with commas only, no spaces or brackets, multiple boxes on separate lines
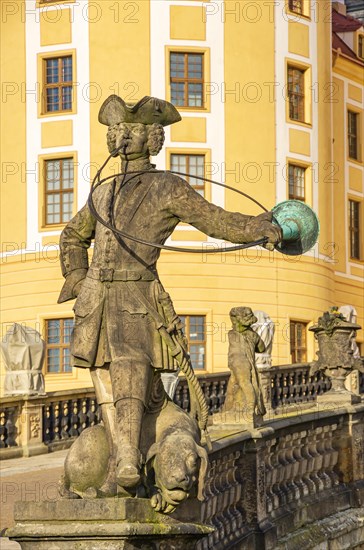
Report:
309,309,364,404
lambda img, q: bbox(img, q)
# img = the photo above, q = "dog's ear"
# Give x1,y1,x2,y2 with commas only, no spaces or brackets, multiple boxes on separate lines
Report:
146,442,161,464
195,444,209,501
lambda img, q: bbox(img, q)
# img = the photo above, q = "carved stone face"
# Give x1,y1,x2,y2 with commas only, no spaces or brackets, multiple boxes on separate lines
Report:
147,433,208,507
114,123,149,160
230,307,257,331
154,437,199,505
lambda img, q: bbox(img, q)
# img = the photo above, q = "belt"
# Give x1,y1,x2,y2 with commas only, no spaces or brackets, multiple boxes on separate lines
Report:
87,267,156,283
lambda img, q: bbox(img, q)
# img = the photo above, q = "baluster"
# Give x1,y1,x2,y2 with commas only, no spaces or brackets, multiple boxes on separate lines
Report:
282,373,289,406
265,438,276,513
326,424,340,487
70,399,79,437
302,371,309,400
218,379,226,411
273,373,279,407
0,410,6,448
87,397,97,426
293,431,309,498
316,426,332,490
60,400,70,439
5,407,18,447
287,373,294,404
230,452,245,539
202,458,217,528
279,373,284,406
296,370,303,400
52,402,61,441
182,383,189,412
271,439,285,508
43,404,51,445
300,430,316,495
79,398,88,433
307,430,324,493
284,434,301,503
211,460,226,546
210,381,219,413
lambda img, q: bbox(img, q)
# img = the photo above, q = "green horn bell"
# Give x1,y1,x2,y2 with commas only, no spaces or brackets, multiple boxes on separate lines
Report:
272,200,319,256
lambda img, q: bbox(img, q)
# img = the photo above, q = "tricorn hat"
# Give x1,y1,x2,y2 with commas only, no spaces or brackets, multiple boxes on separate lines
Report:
98,95,181,127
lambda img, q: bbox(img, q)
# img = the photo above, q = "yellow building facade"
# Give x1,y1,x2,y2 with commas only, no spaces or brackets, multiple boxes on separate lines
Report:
1,0,363,394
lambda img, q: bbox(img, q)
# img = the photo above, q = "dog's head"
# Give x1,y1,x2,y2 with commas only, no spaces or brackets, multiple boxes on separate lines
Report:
146,433,208,507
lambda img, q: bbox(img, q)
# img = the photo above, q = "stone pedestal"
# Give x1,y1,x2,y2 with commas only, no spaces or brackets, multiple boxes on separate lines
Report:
6,498,213,550
316,387,361,406
19,399,48,457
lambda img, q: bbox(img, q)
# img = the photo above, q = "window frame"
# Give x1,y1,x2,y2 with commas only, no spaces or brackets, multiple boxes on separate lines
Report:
287,65,305,123
38,50,77,117
357,33,364,61
170,153,206,197
286,159,312,206
348,110,359,161
44,317,74,374
289,320,308,364
349,199,361,261
166,46,211,112
288,0,303,15
44,157,75,226
286,0,310,19
167,148,211,203
288,163,306,201
170,52,204,109
43,55,73,114
286,60,312,126
179,314,207,371
38,151,78,232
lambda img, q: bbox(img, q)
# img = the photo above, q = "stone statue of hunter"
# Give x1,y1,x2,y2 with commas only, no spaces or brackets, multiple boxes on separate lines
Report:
58,95,282,494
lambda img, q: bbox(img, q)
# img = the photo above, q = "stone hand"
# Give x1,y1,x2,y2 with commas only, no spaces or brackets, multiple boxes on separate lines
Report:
150,492,176,514
246,212,282,251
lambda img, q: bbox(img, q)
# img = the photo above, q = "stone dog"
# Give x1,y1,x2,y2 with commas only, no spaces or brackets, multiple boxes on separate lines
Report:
142,400,209,513
60,398,208,513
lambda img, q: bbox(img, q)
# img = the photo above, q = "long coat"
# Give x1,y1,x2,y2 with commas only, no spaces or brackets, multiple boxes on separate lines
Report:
58,170,257,370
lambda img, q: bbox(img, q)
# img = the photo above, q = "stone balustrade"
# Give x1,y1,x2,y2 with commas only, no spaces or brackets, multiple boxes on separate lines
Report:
195,404,364,549
2,374,364,548
262,363,332,410
0,364,362,457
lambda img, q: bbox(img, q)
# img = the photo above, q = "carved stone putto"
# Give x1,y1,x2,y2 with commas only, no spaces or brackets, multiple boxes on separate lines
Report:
214,307,266,428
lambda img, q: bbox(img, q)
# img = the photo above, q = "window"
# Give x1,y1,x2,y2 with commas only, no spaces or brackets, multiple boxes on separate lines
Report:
180,315,206,370
289,0,303,14
170,154,205,197
43,56,73,113
348,111,359,160
288,164,305,201
288,66,305,122
349,200,360,260
44,158,74,225
45,319,74,373
290,321,307,363
358,35,364,60
170,52,204,108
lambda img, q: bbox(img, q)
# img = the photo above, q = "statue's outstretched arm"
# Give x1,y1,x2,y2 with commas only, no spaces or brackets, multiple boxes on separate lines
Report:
166,175,281,246
58,204,96,303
